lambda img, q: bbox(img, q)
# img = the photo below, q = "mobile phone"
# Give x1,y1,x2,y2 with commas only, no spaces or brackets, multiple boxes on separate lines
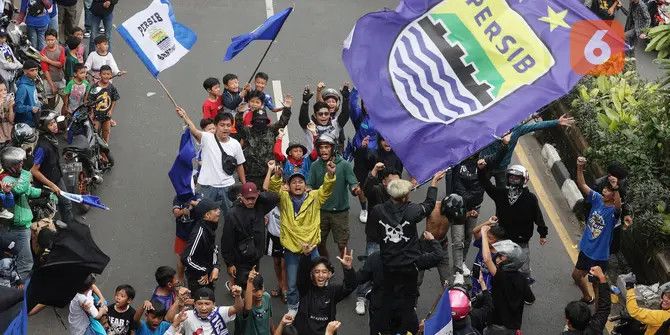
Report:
587,274,599,283
472,263,481,279
5,92,13,103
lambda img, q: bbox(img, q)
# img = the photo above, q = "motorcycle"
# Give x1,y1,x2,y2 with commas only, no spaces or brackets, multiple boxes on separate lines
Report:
609,312,647,335
648,0,670,27
61,89,112,213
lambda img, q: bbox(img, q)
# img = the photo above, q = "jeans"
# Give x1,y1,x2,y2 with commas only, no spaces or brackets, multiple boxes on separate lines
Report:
84,0,93,31
28,25,48,51
449,213,478,276
58,4,78,37
1,226,32,280
284,249,319,310
89,13,113,53
356,242,380,298
198,185,231,215
518,241,531,278
57,179,74,224
417,239,450,288
48,14,58,34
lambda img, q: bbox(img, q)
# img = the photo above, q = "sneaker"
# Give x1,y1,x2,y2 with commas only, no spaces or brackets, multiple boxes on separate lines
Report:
453,273,465,286
359,209,368,223
0,209,13,219
527,277,536,286
355,297,366,315
524,287,535,305
84,30,91,38
99,27,105,34
461,262,471,277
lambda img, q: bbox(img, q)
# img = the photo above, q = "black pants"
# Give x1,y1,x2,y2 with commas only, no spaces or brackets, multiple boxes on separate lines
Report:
186,273,214,292
372,269,419,335
232,261,260,287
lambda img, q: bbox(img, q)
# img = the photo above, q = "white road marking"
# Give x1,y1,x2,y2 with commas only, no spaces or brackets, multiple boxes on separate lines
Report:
265,0,274,18
272,80,290,153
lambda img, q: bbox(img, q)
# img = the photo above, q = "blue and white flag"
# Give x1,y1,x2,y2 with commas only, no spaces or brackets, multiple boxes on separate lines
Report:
424,288,453,335
168,128,197,197
61,192,111,211
117,0,197,77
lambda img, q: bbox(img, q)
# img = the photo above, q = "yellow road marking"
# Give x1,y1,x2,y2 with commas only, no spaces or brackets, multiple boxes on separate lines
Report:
516,142,615,333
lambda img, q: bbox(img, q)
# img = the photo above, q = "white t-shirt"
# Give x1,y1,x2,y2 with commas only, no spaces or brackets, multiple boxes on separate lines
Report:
68,291,98,335
197,132,245,188
181,306,235,335
84,51,120,75
267,206,281,237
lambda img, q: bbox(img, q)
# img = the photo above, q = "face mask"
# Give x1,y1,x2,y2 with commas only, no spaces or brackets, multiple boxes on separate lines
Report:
507,186,522,205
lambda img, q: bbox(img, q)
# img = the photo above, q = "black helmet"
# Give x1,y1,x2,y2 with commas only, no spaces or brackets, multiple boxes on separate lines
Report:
0,146,26,174
39,110,60,131
440,194,465,220
12,123,37,149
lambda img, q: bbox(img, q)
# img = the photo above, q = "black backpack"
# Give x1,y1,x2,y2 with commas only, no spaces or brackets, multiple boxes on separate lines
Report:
27,0,46,17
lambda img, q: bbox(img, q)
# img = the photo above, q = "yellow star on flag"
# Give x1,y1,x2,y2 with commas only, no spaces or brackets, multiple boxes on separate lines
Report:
539,6,570,32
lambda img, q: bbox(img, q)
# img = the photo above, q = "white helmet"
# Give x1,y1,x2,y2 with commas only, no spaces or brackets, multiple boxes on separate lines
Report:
506,164,529,188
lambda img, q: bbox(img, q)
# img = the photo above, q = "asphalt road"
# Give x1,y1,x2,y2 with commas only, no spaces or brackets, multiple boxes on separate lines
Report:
27,1,591,333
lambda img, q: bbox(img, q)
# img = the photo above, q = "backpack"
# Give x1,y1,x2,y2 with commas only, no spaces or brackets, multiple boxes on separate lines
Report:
27,0,46,17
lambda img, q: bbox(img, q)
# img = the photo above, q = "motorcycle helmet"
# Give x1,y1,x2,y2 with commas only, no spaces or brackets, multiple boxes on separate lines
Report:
320,88,340,103
315,133,337,153
11,123,38,153
448,287,471,320
0,146,26,175
506,164,529,188
39,110,61,131
440,194,466,220
492,240,525,272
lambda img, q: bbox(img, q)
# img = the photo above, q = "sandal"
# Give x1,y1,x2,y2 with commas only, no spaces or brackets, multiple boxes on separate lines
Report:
110,119,117,127
281,291,288,304
270,288,281,298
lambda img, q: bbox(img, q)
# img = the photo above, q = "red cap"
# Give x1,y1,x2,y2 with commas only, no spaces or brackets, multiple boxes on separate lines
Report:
240,182,259,198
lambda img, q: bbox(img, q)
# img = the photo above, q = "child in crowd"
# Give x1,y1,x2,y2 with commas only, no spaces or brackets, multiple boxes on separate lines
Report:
151,266,180,311
0,29,22,92
40,28,66,109
167,286,243,335
68,274,108,335
262,169,286,303
133,299,172,335
72,27,86,62
471,216,506,295
253,72,283,113
89,64,119,145
273,130,317,180
84,35,124,82
202,77,222,119
106,284,137,335
222,73,251,113
0,238,20,288
172,193,200,283
64,35,81,82
234,267,273,335
62,63,90,116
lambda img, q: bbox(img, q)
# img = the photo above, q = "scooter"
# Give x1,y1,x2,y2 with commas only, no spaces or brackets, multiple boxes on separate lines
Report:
61,90,111,213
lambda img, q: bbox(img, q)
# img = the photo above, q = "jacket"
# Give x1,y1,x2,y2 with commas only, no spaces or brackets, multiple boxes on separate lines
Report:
478,168,548,244
2,170,43,228
372,186,437,271
354,146,404,178
269,173,335,253
561,283,610,334
0,43,22,83
626,288,670,335
344,87,378,159
181,220,219,278
299,94,350,153
362,172,390,242
274,137,317,180
307,156,358,212
294,255,356,335
18,0,52,27
236,107,291,180
469,290,494,333
90,0,117,17
221,192,279,266
624,1,651,37
14,75,38,127
34,135,63,187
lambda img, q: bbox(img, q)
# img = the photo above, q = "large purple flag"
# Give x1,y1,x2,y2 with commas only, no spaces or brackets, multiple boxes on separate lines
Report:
343,0,613,181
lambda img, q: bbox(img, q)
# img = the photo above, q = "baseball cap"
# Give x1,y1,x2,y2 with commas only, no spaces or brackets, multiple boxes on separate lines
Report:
192,198,220,219
240,182,259,199
193,287,215,303
287,172,306,183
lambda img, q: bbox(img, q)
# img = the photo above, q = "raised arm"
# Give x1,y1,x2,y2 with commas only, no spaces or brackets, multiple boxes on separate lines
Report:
299,87,313,129
272,96,293,130
176,107,202,142
349,87,363,129
480,225,497,276
336,84,351,128
576,157,591,196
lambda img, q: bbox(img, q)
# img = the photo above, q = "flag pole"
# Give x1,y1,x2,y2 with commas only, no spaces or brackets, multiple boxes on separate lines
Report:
247,38,277,84
156,78,178,107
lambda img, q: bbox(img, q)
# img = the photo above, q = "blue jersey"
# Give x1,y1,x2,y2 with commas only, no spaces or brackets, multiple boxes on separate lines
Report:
578,191,619,261
471,238,494,295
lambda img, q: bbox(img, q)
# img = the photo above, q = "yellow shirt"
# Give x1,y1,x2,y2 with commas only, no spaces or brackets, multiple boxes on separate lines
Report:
626,288,670,335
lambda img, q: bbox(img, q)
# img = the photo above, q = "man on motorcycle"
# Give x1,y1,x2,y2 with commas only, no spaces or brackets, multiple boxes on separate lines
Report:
0,146,52,280
30,111,73,223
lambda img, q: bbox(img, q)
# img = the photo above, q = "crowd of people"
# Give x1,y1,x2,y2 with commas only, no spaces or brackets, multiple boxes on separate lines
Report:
0,0,670,335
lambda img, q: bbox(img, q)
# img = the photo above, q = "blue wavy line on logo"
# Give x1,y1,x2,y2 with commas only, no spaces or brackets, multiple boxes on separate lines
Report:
399,35,465,115
407,27,477,111
393,49,454,123
392,72,438,122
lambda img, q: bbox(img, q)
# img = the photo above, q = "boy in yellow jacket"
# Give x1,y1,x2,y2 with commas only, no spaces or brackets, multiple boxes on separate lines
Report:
267,159,335,312
626,286,670,335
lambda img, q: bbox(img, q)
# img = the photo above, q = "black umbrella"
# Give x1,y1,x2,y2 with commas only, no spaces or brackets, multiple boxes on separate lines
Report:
26,222,109,311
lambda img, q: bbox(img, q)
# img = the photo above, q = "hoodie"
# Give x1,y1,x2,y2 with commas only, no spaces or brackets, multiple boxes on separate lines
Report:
372,185,437,271
362,172,390,242
181,220,219,279
307,156,358,212
14,75,38,127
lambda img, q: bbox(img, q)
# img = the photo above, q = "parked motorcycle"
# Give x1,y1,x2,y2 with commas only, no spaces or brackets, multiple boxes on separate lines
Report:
61,89,112,213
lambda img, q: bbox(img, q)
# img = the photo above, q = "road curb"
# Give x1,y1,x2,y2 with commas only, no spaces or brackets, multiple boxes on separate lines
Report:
540,143,584,213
